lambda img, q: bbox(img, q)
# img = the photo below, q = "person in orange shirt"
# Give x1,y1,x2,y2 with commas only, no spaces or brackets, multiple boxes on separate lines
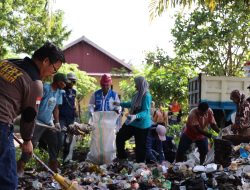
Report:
175,102,220,164
168,99,182,125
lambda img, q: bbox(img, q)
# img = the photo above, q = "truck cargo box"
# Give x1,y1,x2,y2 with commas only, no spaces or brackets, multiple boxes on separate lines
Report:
188,73,250,127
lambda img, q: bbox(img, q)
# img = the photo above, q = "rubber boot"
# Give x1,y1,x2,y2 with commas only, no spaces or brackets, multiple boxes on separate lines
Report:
48,160,59,173
17,160,26,177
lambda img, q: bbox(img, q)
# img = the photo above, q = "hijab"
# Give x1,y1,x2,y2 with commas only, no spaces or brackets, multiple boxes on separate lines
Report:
230,90,245,104
130,76,149,114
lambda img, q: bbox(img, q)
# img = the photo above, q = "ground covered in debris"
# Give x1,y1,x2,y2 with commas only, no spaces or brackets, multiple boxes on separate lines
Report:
17,140,250,190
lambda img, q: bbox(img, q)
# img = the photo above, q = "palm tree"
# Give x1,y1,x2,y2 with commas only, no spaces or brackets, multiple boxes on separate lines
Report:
149,0,250,19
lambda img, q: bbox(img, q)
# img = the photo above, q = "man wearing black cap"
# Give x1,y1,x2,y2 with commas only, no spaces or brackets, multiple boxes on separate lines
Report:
17,73,68,174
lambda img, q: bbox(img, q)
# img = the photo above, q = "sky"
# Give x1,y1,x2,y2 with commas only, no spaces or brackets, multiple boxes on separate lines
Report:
54,0,179,67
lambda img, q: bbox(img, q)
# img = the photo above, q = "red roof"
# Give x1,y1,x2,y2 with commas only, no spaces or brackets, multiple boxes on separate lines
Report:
63,36,133,75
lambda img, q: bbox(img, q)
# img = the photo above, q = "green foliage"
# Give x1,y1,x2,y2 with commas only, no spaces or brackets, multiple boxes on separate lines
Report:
149,0,250,19
144,48,197,110
111,67,131,76
172,3,250,76
16,147,49,170
118,68,144,102
0,0,71,58
3,51,20,59
119,78,136,102
58,63,97,101
75,134,91,149
119,48,196,116
167,124,184,144
80,108,91,124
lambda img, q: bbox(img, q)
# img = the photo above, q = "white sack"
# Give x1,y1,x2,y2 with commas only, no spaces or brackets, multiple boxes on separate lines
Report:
86,111,119,165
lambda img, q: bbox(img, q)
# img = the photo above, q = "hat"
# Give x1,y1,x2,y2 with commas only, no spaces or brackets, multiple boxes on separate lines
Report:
53,73,69,83
156,125,166,141
100,74,112,86
67,72,77,81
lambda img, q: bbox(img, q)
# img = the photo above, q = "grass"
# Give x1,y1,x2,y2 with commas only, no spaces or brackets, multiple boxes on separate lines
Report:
16,146,49,170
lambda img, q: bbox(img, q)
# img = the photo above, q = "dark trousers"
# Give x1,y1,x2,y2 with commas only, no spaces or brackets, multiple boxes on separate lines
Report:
116,124,149,163
0,123,18,190
176,133,208,164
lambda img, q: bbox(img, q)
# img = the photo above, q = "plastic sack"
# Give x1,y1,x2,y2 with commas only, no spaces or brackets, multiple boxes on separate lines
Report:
187,148,200,165
204,144,214,165
86,111,119,164
220,125,233,136
64,134,77,162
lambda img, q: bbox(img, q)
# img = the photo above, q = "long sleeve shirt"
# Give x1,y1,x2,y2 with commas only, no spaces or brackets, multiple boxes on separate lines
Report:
235,100,250,129
0,58,43,141
121,92,152,129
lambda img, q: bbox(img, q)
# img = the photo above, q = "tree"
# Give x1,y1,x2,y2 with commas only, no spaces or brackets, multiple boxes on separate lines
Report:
171,2,250,76
143,48,196,106
149,0,250,19
119,48,197,110
0,0,70,58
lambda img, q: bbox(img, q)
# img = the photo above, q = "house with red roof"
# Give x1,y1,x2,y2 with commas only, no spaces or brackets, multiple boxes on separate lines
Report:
63,35,133,106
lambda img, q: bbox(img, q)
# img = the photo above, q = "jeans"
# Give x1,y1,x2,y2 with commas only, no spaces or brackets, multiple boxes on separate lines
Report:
176,133,208,164
0,123,18,190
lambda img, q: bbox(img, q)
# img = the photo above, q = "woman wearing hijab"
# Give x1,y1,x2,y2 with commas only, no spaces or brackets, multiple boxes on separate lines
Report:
115,76,152,163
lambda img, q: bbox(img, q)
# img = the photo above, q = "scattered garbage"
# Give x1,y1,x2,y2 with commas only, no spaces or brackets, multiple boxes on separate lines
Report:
18,139,250,190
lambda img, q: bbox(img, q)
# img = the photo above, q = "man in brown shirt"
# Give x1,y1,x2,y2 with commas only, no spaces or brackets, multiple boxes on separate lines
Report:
0,42,65,189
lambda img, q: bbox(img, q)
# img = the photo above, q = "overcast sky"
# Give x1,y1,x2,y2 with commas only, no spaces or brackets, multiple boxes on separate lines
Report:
54,0,179,66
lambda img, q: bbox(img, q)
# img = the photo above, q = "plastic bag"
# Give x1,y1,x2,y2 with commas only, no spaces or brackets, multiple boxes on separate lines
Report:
204,144,214,165
86,111,119,164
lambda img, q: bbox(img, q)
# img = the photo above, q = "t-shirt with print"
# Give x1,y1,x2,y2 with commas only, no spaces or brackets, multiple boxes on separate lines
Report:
37,83,64,125
184,108,216,141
